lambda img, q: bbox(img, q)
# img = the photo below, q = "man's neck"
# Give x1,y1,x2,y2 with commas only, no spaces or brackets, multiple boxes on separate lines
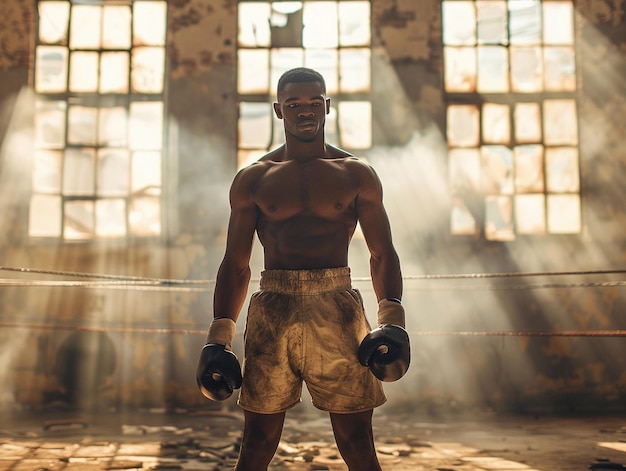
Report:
283,137,327,162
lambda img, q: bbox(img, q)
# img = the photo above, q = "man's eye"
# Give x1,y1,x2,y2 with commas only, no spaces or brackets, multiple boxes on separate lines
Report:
288,104,298,108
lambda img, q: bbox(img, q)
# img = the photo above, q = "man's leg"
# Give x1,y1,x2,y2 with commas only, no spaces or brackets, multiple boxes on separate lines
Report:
329,409,382,471
235,410,286,471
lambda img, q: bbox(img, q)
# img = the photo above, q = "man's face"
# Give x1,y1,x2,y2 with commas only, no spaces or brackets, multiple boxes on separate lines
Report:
273,81,330,142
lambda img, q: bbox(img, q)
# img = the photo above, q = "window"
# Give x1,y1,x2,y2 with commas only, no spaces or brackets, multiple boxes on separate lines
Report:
237,0,372,169
30,1,167,240
443,0,580,241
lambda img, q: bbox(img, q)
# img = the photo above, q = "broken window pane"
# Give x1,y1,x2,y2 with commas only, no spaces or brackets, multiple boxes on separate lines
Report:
303,2,338,48
29,194,62,237
271,3,303,47
39,1,69,45
515,194,545,234
132,151,161,195
98,107,128,147
68,106,98,146
476,1,507,45
449,148,481,195
544,47,576,91
451,198,478,235
485,195,514,241
32,150,62,193
132,47,165,93
35,100,66,148
481,145,514,195
239,102,272,149
547,194,580,233
510,47,543,92
96,199,127,238
100,52,130,94
509,0,541,45
305,49,338,93
97,149,130,197
543,1,574,45
477,46,509,93
514,102,542,143
239,2,271,47
514,145,544,193
64,200,94,240
338,101,371,149
482,103,510,144
339,49,370,93
63,148,95,195
339,2,370,46
546,147,579,193
69,51,99,93
447,105,479,147
129,102,163,150
35,46,68,93
444,47,476,92
129,196,161,236
70,5,101,50
543,99,578,145
442,1,476,46
238,49,270,94
133,2,167,47
103,5,131,49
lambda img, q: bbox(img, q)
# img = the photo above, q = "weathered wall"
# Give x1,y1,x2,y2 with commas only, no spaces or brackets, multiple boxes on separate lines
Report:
0,0,625,414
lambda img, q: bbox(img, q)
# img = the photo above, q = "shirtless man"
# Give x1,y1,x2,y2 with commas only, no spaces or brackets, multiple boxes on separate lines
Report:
196,68,409,471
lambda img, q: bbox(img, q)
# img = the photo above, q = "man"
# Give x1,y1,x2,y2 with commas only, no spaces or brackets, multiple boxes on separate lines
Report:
196,67,409,471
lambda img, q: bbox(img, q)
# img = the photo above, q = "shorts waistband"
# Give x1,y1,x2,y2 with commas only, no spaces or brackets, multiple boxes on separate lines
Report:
259,267,352,294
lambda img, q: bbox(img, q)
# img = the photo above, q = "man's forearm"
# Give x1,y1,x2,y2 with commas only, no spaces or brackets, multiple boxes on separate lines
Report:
213,262,252,321
370,250,403,301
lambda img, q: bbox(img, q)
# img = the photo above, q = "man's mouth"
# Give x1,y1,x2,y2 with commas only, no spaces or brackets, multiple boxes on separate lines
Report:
297,120,317,130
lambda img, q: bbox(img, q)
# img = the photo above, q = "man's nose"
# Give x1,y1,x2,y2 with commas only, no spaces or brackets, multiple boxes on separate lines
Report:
298,108,314,117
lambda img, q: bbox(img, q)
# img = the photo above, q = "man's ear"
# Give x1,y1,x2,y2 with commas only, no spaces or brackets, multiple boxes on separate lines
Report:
273,102,283,119
326,98,330,114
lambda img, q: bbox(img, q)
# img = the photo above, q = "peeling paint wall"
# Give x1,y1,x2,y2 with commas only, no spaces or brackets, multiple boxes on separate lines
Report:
0,0,625,414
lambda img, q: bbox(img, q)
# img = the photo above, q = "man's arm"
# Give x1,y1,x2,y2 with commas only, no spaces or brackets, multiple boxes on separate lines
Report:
354,161,403,302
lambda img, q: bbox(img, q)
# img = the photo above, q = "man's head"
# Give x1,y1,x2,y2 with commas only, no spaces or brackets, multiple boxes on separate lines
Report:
277,67,326,97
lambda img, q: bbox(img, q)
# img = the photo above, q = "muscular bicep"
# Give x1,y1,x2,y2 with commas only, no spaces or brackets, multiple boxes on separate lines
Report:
356,166,394,257
222,177,258,267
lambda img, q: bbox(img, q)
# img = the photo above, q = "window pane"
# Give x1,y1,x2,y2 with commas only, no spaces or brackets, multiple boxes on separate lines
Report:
442,1,476,46
546,147,579,193
543,99,578,145
64,200,94,240
99,107,128,147
239,102,272,149
449,148,481,194
303,2,337,48
96,199,127,237
444,47,476,92
339,2,370,46
63,148,95,195
102,5,131,49
447,105,479,147
130,196,161,236
305,49,338,94
239,2,271,47
32,150,62,193
29,194,62,237
509,0,541,45
477,46,508,93
514,145,544,193
510,47,543,92
338,101,371,149
35,46,68,93
100,52,130,94
132,151,161,194
271,2,303,47
339,49,370,93
544,47,576,92
543,1,574,45
39,1,70,44
485,195,514,241
514,102,542,143
482,103,510,144
35,100,66,148
129,102,163,150
97,149,130,196
547,194,580,233
68,106,98,146
476,1,507,45
451,198,477,235
271,48,304,88
238,49,270,94
133,2,167,46
69,51,99,93
515,194,545,234
70,5,101,50
481,145,514,195
132,47,165,93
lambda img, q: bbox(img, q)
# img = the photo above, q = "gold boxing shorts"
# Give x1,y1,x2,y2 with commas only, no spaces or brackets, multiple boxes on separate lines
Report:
237,267,386,414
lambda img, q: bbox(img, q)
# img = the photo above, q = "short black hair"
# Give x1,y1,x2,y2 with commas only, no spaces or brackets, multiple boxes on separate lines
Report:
276,67,326,95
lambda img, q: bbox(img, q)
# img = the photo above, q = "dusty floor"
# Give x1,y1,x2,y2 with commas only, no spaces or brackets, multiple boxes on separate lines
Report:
1,403,625,471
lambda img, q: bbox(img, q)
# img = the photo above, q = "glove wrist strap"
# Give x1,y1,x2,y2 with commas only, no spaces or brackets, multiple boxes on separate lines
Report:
377,299,406,328
206,317,236,348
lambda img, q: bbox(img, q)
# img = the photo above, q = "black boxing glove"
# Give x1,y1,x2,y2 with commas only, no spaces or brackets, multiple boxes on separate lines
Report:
196,318,242,401
358,299,410,382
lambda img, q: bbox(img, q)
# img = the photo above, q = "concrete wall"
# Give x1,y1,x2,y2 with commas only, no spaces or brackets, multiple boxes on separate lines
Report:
0,0,625,414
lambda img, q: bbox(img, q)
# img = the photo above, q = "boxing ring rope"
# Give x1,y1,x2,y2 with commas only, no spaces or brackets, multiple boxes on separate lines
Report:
1,265,626,337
